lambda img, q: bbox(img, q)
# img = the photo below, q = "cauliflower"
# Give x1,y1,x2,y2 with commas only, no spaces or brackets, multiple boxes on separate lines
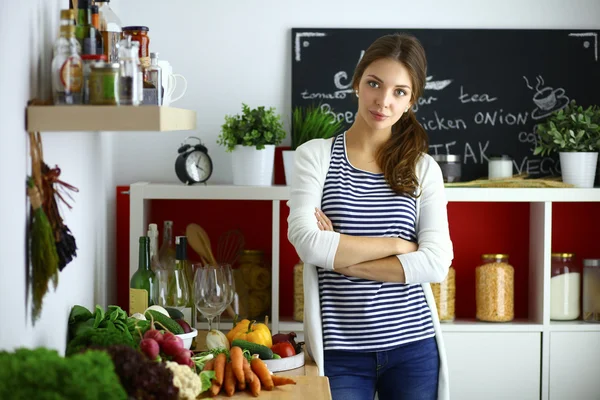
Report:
165,361,202,400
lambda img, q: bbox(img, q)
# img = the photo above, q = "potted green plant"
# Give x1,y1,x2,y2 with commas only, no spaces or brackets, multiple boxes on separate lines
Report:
534,100,600,187
218,103,286,186
283,104,343,185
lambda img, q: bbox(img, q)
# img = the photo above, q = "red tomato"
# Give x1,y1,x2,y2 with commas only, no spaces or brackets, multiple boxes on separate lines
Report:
271,342,296,358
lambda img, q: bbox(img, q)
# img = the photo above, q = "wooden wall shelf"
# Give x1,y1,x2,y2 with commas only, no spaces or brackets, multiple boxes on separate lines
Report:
26,105,196,132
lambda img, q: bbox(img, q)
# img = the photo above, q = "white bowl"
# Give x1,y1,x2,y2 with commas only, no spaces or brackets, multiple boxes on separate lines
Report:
263,351,305,372
176,328,198,349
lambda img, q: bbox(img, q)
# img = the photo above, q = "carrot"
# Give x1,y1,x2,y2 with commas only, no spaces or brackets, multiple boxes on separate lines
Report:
230,346,245,384
247,369,261,397
251,357,274,391
237,377,246,391
214,353,227,386
272,375,297,386
202,359,214,371
242,356,254,384
223,361,236,397
209,380,221,397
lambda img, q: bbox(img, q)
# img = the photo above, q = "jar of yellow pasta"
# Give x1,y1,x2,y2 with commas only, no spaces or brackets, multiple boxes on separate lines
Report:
476,254,514,322
236,250,271,319
293,260,304,322
431,266,455,321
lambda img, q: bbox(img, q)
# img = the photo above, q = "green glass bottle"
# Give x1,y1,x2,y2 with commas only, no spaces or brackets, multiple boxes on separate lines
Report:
75,0,101,55
129,236,155,315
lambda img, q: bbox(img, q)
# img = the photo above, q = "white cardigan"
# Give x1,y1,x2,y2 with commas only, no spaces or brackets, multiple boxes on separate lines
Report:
286,137,453,400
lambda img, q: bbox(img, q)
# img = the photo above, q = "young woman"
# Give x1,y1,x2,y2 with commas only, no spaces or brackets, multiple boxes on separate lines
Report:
287,33,453,400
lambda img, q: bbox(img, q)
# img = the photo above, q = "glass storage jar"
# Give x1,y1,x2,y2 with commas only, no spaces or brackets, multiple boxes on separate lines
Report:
583,259,600,323
235,250,271,319
431,265,455,321
431,154,462,183
293,260,304,322
550,253,581,320
476,254,514,322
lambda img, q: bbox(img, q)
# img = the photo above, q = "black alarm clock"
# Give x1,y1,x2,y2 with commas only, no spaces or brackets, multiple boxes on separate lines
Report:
175,136,213,185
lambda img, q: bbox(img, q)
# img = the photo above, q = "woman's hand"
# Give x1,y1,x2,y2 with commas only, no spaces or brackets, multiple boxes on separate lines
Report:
315,208,334,231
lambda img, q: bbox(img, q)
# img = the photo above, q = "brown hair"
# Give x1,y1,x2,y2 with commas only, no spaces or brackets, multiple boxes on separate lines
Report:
351,33,429,197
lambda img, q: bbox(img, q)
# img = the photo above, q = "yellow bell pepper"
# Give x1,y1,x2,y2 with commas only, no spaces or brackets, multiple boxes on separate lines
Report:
229,319,272,348
226,316,251,345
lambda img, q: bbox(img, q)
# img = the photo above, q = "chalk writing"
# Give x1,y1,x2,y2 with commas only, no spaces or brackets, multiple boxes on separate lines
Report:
459,86,497,103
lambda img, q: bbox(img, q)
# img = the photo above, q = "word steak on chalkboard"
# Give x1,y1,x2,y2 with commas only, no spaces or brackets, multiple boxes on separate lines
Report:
291,28,600,181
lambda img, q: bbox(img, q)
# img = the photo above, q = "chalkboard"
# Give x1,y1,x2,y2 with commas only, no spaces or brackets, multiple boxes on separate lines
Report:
291,28,600,181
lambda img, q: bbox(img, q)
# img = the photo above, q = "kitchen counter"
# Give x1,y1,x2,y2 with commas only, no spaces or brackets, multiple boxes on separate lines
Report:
203,375,331,399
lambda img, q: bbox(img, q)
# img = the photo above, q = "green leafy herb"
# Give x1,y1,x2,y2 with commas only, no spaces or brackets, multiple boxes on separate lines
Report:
534,100,600,156
218,103,286,152
291,104,343,150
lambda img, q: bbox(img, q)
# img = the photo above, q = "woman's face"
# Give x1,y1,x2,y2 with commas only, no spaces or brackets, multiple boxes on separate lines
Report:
356,57,413,131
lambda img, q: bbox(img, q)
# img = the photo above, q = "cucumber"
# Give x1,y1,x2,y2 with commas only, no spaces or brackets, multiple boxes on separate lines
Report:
232,339,274,360
144,310,184,334
164,307,185,320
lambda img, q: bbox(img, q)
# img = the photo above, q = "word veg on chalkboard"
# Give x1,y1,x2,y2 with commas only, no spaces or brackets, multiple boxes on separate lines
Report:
291,28,600,181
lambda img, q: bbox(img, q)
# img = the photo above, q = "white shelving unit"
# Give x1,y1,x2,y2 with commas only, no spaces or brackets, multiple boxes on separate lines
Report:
128,182,600,400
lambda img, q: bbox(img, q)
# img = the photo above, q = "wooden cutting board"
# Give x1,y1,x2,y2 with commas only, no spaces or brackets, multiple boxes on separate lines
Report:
200,376,331,399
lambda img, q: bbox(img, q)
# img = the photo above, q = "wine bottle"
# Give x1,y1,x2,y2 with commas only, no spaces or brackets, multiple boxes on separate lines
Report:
158,220,176,270
147,223,160,271
175,235,195,327
129,236,155,315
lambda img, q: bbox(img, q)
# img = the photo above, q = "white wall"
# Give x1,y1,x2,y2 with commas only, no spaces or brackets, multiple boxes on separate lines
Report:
0,0,114,352
112,0,600,185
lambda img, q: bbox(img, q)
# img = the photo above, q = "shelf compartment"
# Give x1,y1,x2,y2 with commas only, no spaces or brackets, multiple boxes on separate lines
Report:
26,105,196,132
549,321,600,332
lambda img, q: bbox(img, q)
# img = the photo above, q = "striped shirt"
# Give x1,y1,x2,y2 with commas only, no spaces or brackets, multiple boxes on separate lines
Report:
318,132,435,352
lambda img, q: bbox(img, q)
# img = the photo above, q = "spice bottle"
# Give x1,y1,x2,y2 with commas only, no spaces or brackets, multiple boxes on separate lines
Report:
117,35,142,106
144,52,163,105
476,254,514,322
550,253,580,321
96,0,122,62
431,266,456,321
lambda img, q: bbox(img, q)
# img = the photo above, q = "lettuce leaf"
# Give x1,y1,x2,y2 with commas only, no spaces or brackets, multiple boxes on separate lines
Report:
199,370,216,393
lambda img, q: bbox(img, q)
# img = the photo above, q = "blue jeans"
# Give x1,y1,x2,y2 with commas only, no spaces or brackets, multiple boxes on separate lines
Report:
324,337,439,400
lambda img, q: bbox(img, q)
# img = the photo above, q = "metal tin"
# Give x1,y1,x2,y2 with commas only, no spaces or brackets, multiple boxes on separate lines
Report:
89,62,119,105
431,154,462,182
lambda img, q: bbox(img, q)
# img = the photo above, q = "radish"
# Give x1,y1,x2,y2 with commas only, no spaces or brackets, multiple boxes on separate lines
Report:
161,335,184,356
140,338,160,360
173,349,192,366
143,329,164,345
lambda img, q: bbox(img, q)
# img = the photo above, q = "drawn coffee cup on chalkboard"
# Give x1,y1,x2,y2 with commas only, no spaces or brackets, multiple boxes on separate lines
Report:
533,87,565,111
524,75,570,120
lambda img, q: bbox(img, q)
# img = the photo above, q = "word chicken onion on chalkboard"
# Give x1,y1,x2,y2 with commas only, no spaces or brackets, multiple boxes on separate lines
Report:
291,28,600,181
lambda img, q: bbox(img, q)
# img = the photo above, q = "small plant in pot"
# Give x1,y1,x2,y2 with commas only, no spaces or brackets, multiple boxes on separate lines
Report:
218,103,286,186
534,100,600,187
283,104,343,185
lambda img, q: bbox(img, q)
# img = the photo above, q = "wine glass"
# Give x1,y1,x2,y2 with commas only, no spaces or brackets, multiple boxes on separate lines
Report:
216,263,236,331
154,268,190,315
194,265,228,332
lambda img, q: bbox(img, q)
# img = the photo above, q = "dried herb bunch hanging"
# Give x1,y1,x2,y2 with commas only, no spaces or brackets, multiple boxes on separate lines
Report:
27,131,79,323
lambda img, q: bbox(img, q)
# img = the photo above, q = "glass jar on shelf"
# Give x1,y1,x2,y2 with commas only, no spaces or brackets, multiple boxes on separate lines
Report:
583,259,600,323
550,252,581,321
235,250,271,320
293,260,304,322
476,254,514,322
431,265,455,322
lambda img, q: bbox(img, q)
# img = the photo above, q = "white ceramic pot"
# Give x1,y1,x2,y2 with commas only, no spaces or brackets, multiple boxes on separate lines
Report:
231,145,275,186
282,150,295,186
559,152,599,188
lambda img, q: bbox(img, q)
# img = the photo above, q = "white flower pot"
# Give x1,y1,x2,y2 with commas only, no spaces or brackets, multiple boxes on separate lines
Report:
559,152,599,188
282,150,295,186
231,145,275,186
